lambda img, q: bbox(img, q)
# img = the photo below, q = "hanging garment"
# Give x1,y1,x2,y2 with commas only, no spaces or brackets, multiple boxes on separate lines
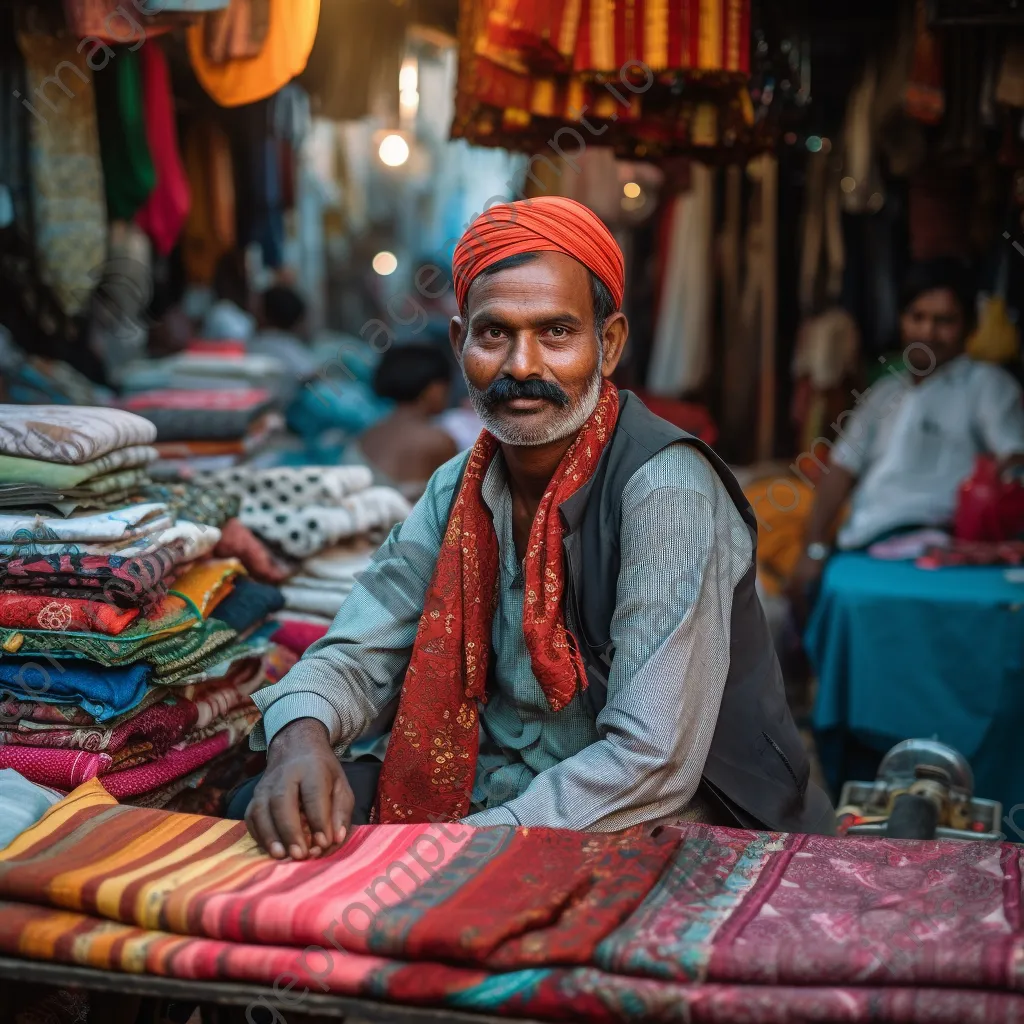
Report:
92,47,155,221
204,0,271,62
645,165,715,396
16,33,107,318
181,121,236,284
135,42,190,257
187,0,320,108
61,0,221,43
301,0,404,121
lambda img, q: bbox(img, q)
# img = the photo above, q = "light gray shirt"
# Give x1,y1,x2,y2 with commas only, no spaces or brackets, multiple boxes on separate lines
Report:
832,356,1024,549
251,443,753,831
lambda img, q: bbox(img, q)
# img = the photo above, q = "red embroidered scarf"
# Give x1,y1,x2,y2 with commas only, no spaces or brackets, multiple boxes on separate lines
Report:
375,381,620,823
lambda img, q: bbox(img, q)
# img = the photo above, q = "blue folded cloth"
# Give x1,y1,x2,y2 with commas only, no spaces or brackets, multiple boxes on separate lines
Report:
0,658,151,721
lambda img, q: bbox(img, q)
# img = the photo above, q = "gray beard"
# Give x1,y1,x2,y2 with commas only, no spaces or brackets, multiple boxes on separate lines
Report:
465,368,603,447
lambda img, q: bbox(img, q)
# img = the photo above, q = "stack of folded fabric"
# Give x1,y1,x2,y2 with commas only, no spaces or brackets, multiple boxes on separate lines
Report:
0,405,159,515
119,389,282,477
194,465,411,620
0,407,296,809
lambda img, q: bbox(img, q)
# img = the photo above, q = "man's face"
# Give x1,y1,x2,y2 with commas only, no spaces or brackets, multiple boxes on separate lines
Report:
450,252,626,447
899,288,967,371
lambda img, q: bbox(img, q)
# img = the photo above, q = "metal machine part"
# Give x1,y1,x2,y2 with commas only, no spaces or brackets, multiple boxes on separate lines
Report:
836,739,1004,841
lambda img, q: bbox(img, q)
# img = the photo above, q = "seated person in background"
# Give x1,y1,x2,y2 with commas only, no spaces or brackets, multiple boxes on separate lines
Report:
344,343,457,500
238,196,833,859
789,259,1024,605
250,284,319,383
200,251,257,341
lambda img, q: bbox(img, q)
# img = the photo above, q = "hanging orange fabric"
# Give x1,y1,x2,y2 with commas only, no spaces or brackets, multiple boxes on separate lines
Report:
187,0,320,108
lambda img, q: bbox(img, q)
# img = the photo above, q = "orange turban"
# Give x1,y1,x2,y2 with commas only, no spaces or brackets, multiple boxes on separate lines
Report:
452,196,625,311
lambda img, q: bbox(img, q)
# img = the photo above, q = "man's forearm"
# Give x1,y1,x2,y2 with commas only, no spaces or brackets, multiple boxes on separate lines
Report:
803,463,856,546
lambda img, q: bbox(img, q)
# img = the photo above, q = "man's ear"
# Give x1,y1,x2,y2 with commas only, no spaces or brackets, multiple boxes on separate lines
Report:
600,312,629,376
449,315,466,360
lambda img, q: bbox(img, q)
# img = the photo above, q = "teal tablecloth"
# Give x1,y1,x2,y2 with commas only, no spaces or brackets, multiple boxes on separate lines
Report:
807,553,1024,818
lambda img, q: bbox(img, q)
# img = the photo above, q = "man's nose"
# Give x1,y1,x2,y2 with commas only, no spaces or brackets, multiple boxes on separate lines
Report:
502,331,545,379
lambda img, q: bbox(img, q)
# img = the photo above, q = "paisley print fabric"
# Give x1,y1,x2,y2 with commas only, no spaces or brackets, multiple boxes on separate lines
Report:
375,381,619,824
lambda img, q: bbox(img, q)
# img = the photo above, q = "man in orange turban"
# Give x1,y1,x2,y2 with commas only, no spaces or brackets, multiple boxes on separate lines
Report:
242,197,833,857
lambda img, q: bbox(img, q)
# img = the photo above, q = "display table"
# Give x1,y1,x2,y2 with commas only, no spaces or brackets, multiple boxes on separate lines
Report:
808,553,1024,816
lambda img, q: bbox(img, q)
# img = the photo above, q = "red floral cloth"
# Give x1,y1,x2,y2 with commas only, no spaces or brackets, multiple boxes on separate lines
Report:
375,381,620,824
0,591,140,635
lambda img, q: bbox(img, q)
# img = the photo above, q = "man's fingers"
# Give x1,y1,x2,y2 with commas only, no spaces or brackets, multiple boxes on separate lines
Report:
269,780,309,860
247,797,286,859
332,773,354,846
300,774,334,854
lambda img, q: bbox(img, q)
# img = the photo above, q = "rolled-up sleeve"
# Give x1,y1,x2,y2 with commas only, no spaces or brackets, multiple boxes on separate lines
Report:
249,453,466,751
463,444,753,832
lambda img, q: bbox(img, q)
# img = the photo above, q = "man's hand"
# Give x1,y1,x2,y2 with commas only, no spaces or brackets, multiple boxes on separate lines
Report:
245,718,354,860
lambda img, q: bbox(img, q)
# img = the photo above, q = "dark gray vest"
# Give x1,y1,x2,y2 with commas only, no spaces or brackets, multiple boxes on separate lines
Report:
558,391,835,834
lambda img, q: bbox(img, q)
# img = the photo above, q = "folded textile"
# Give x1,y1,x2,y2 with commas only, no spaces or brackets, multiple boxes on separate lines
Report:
139,480,240,528
188,652,285,729
0,769,61,850
50,467,151,498
0,591,139,635
198,465,374,509
0,446,158,487
0,695,197,755
211,575,283,632
0,503,170,545
0,517,223,561
0,686,169,731
270,618,328,656
0,660,150,722
5,784,1024,1024
868,529,952,561
0,486,144,516
180,705,260,746
244,487,411,558
0,405,157,464
917,539,1024,570
0,747,111,789
214,517,292,583
0,589,222,666
0,550,176,609
120,388,274,441
172,557,244,615
100,714,256,797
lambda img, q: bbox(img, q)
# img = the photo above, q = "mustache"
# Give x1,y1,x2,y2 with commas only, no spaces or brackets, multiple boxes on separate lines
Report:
482,377,570,409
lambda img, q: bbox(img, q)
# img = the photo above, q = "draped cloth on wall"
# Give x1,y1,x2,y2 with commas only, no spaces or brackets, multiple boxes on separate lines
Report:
16,34,107,318
187,0,320,108
136,42,191,257
455,0,754,159
181,121,236,284
645,163,714,396
2,780,1024,1022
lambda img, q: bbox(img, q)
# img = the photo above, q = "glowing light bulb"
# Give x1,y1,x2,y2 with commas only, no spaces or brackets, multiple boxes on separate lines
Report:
372,251,398,276
623,181,641,199
378,134,410,167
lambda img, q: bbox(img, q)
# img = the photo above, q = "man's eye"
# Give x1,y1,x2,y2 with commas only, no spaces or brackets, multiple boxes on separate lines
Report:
486,328,504,339
550,326,567,338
